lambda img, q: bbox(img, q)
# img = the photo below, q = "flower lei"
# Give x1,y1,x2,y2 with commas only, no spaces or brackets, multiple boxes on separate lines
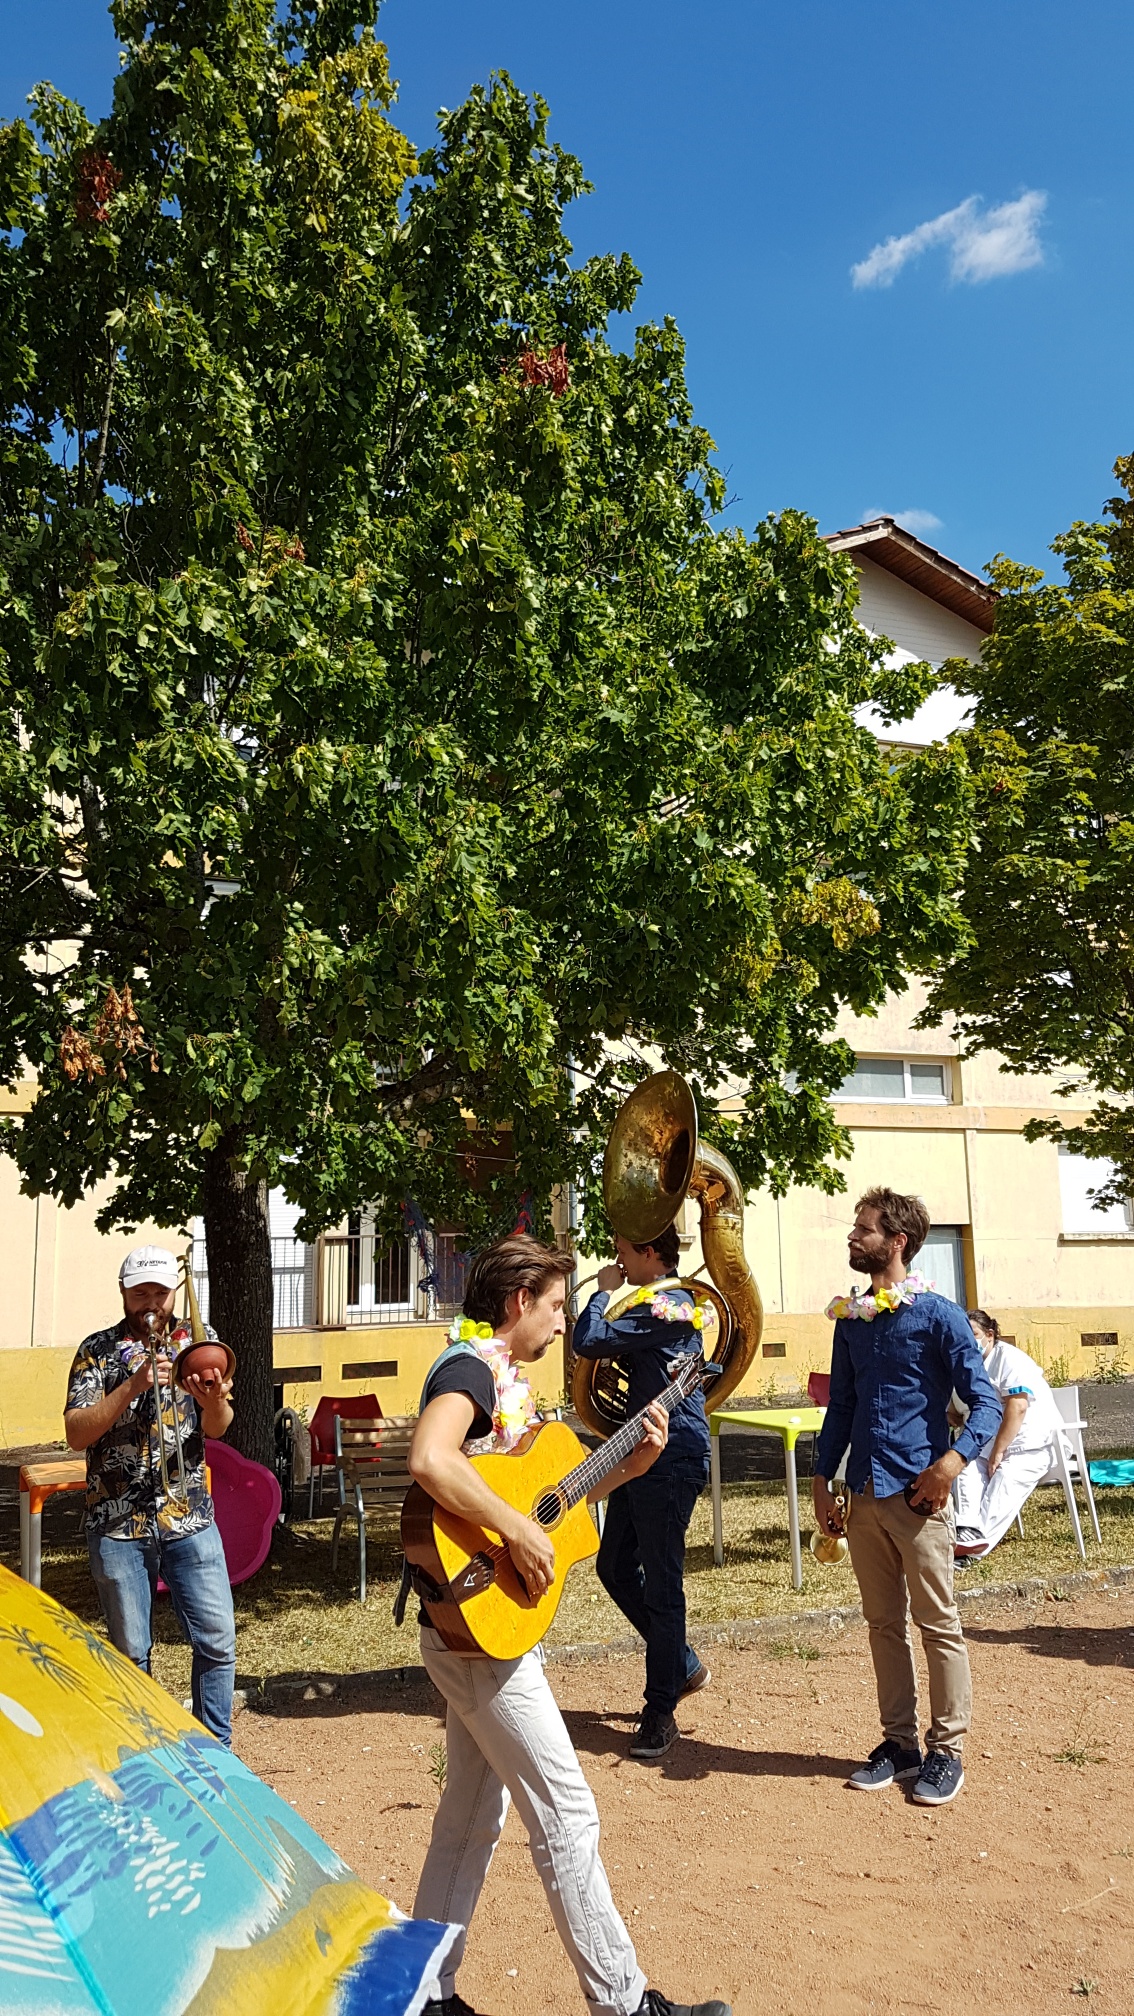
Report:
447,1316,541,1451
826,1271,934,1323
613,1283,705,1331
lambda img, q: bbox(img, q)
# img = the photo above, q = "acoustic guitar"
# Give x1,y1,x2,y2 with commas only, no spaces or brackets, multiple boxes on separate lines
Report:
401,1353,722,1659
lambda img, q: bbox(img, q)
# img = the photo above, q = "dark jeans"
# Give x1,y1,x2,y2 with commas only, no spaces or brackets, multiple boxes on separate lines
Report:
596,1446,709,1715
88,1520,236,1746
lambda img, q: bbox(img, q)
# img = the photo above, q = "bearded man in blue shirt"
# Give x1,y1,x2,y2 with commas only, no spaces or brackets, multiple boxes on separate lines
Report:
813,1187,1001,1808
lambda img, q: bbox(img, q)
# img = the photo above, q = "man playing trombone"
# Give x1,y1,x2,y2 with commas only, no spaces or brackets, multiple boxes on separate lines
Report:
64,1245,238,1745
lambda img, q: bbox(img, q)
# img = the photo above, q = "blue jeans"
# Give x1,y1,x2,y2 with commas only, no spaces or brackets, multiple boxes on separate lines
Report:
88,1520,236,1746
596,1445,709,1716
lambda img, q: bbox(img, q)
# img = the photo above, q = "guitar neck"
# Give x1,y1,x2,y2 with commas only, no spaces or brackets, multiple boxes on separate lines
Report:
559,1376,690,1508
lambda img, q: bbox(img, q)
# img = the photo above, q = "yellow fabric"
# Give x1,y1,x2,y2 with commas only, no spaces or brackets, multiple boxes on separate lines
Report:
0,1562,199,1829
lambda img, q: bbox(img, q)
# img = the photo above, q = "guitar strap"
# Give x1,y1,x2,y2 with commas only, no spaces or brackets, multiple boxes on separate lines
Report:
393,1341,508,1627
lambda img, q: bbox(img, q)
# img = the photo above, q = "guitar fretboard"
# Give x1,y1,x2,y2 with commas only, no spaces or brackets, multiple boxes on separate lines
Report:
533,1368,699,1525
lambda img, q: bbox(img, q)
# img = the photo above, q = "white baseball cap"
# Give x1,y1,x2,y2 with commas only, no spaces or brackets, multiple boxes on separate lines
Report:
119,1245,180,1292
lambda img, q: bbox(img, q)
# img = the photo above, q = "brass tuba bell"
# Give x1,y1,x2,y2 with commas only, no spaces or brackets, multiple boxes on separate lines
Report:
570,1070,763,1437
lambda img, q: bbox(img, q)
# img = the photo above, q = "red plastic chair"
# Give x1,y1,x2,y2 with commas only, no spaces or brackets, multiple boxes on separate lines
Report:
308,1394,383,1516
807,1372,831,1409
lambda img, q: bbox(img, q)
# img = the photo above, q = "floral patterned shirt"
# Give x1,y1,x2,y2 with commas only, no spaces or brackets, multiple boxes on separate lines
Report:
65,1317,217,1540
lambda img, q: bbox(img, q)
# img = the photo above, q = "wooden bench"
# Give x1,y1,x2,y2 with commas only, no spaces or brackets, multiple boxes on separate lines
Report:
330,1415,416,1602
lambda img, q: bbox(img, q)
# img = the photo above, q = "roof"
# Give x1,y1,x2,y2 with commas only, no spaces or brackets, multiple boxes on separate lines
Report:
823,517,997,634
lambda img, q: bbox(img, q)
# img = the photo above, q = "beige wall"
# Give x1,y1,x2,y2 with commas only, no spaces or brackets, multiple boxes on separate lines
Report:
0,1156,176,1356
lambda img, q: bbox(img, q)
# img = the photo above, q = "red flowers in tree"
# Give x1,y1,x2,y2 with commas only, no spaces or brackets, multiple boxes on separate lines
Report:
519,342,569,396
74,150,123,227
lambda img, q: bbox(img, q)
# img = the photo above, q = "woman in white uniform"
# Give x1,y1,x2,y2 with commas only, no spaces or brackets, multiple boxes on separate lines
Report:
952,1310,1069,1559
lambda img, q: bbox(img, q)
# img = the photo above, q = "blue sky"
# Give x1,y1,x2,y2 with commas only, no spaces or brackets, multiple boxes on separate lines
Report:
3,0,1132,577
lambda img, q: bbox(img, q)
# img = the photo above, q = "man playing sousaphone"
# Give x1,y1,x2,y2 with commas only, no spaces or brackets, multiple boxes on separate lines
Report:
573,1223,711,1761
64,1245,238,1745
408,1233,729,2016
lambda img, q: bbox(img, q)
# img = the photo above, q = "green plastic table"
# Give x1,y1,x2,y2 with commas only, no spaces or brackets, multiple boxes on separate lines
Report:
709,1405,827,1589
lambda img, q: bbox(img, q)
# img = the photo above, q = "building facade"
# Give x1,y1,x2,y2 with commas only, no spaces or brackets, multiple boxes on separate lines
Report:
698,519,1133,1394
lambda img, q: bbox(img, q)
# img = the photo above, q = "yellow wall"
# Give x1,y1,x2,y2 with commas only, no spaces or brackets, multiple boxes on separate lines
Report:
0,1325,569,1450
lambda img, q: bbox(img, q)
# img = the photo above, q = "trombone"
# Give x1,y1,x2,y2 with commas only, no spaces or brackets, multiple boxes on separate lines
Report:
139,1308,188,1506
138,1250,209,1507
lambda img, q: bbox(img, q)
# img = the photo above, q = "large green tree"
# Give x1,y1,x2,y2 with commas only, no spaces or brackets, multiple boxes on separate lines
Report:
1,0,972,1463
923,456,1134,1210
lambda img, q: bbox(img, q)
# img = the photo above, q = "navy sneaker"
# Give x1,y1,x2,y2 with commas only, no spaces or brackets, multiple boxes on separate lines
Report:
424,1997,485,2016
912,1750,965,1806
629,1709,679,1761
847,1738,923,1790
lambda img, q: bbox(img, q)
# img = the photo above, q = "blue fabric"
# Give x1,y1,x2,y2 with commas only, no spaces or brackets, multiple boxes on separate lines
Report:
814,1290,1002,1499
597,1450,709,1713
1089,1459,1134,1486
571,1286,710,1454
88,1519,236,1745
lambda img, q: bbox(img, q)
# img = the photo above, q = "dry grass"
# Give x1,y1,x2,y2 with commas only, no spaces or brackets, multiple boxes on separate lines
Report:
19,1464,1134,1702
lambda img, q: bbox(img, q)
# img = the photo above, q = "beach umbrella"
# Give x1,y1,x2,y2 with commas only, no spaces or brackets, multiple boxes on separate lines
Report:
0,1564,454,2014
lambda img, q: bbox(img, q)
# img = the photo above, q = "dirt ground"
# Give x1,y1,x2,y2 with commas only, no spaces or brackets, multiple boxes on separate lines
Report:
236,1583,1134,2016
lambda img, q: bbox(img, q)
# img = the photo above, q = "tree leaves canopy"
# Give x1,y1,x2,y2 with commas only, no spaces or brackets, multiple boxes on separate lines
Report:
922,455,1134,1209
1,0,974,1267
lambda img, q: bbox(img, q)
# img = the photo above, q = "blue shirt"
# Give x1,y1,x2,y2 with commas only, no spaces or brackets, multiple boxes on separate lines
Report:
814,1290,1002,1498
571,1283,710,1456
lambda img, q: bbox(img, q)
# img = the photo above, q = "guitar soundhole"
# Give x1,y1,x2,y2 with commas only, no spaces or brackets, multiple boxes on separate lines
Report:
534,1489,566,1529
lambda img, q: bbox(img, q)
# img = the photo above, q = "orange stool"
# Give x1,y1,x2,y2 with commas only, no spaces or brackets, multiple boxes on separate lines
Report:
18,1458,86,1585
18,1457,214,1586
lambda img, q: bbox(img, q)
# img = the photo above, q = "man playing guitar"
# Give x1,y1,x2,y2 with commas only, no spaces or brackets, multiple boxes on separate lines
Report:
408,1233,730,2016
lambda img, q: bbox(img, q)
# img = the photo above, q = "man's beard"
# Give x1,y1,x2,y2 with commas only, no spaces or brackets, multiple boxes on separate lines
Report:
849,1240,894,1275
125,1306,168,1337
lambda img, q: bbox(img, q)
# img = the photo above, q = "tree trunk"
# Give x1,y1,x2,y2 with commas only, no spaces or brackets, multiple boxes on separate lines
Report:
202,1136,275,1469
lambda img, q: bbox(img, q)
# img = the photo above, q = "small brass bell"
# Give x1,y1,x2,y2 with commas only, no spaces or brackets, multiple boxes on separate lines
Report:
809,1484,850,1565
809,1528,849,1565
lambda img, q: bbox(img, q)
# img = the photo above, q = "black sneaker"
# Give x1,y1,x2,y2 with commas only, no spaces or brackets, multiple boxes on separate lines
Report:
424,1997,486,2016
636,1991,731,2016
629,1709,679,1760
912,1750,965,1806
847,1738,923,1790
680,1659,711,1699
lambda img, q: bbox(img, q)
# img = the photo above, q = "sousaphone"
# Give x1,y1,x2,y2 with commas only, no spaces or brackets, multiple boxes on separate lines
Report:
571,1070,763,1437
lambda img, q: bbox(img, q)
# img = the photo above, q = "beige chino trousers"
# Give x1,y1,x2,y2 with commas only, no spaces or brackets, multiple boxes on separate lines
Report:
847,1481,972,1757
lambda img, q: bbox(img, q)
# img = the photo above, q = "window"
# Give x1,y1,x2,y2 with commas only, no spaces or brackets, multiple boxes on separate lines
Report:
345,1211,414,1313
919,1226,966,1305
836,1057,949,1103
1058,1151,1133,1235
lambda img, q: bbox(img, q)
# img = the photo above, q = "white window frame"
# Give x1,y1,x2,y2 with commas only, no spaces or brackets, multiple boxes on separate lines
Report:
838,1057,951,1104
344,1208,419,1318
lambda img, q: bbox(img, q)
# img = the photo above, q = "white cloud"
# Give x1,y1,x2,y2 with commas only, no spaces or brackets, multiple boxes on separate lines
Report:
852,190,1047,290
863,508,944,537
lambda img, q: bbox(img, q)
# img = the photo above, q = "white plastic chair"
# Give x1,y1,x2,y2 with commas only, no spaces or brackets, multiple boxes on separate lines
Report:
1014,1385,1101,1558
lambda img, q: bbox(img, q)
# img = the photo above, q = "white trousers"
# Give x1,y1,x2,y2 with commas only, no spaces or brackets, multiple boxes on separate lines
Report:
414,1628,646,2016
952,1441,1056,1556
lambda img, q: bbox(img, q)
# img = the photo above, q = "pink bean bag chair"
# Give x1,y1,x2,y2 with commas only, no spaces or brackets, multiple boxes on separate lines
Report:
159,1440,281,1591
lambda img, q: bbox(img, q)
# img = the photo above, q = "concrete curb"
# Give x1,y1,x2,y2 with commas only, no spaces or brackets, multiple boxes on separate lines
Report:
238,1559,1134,1713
